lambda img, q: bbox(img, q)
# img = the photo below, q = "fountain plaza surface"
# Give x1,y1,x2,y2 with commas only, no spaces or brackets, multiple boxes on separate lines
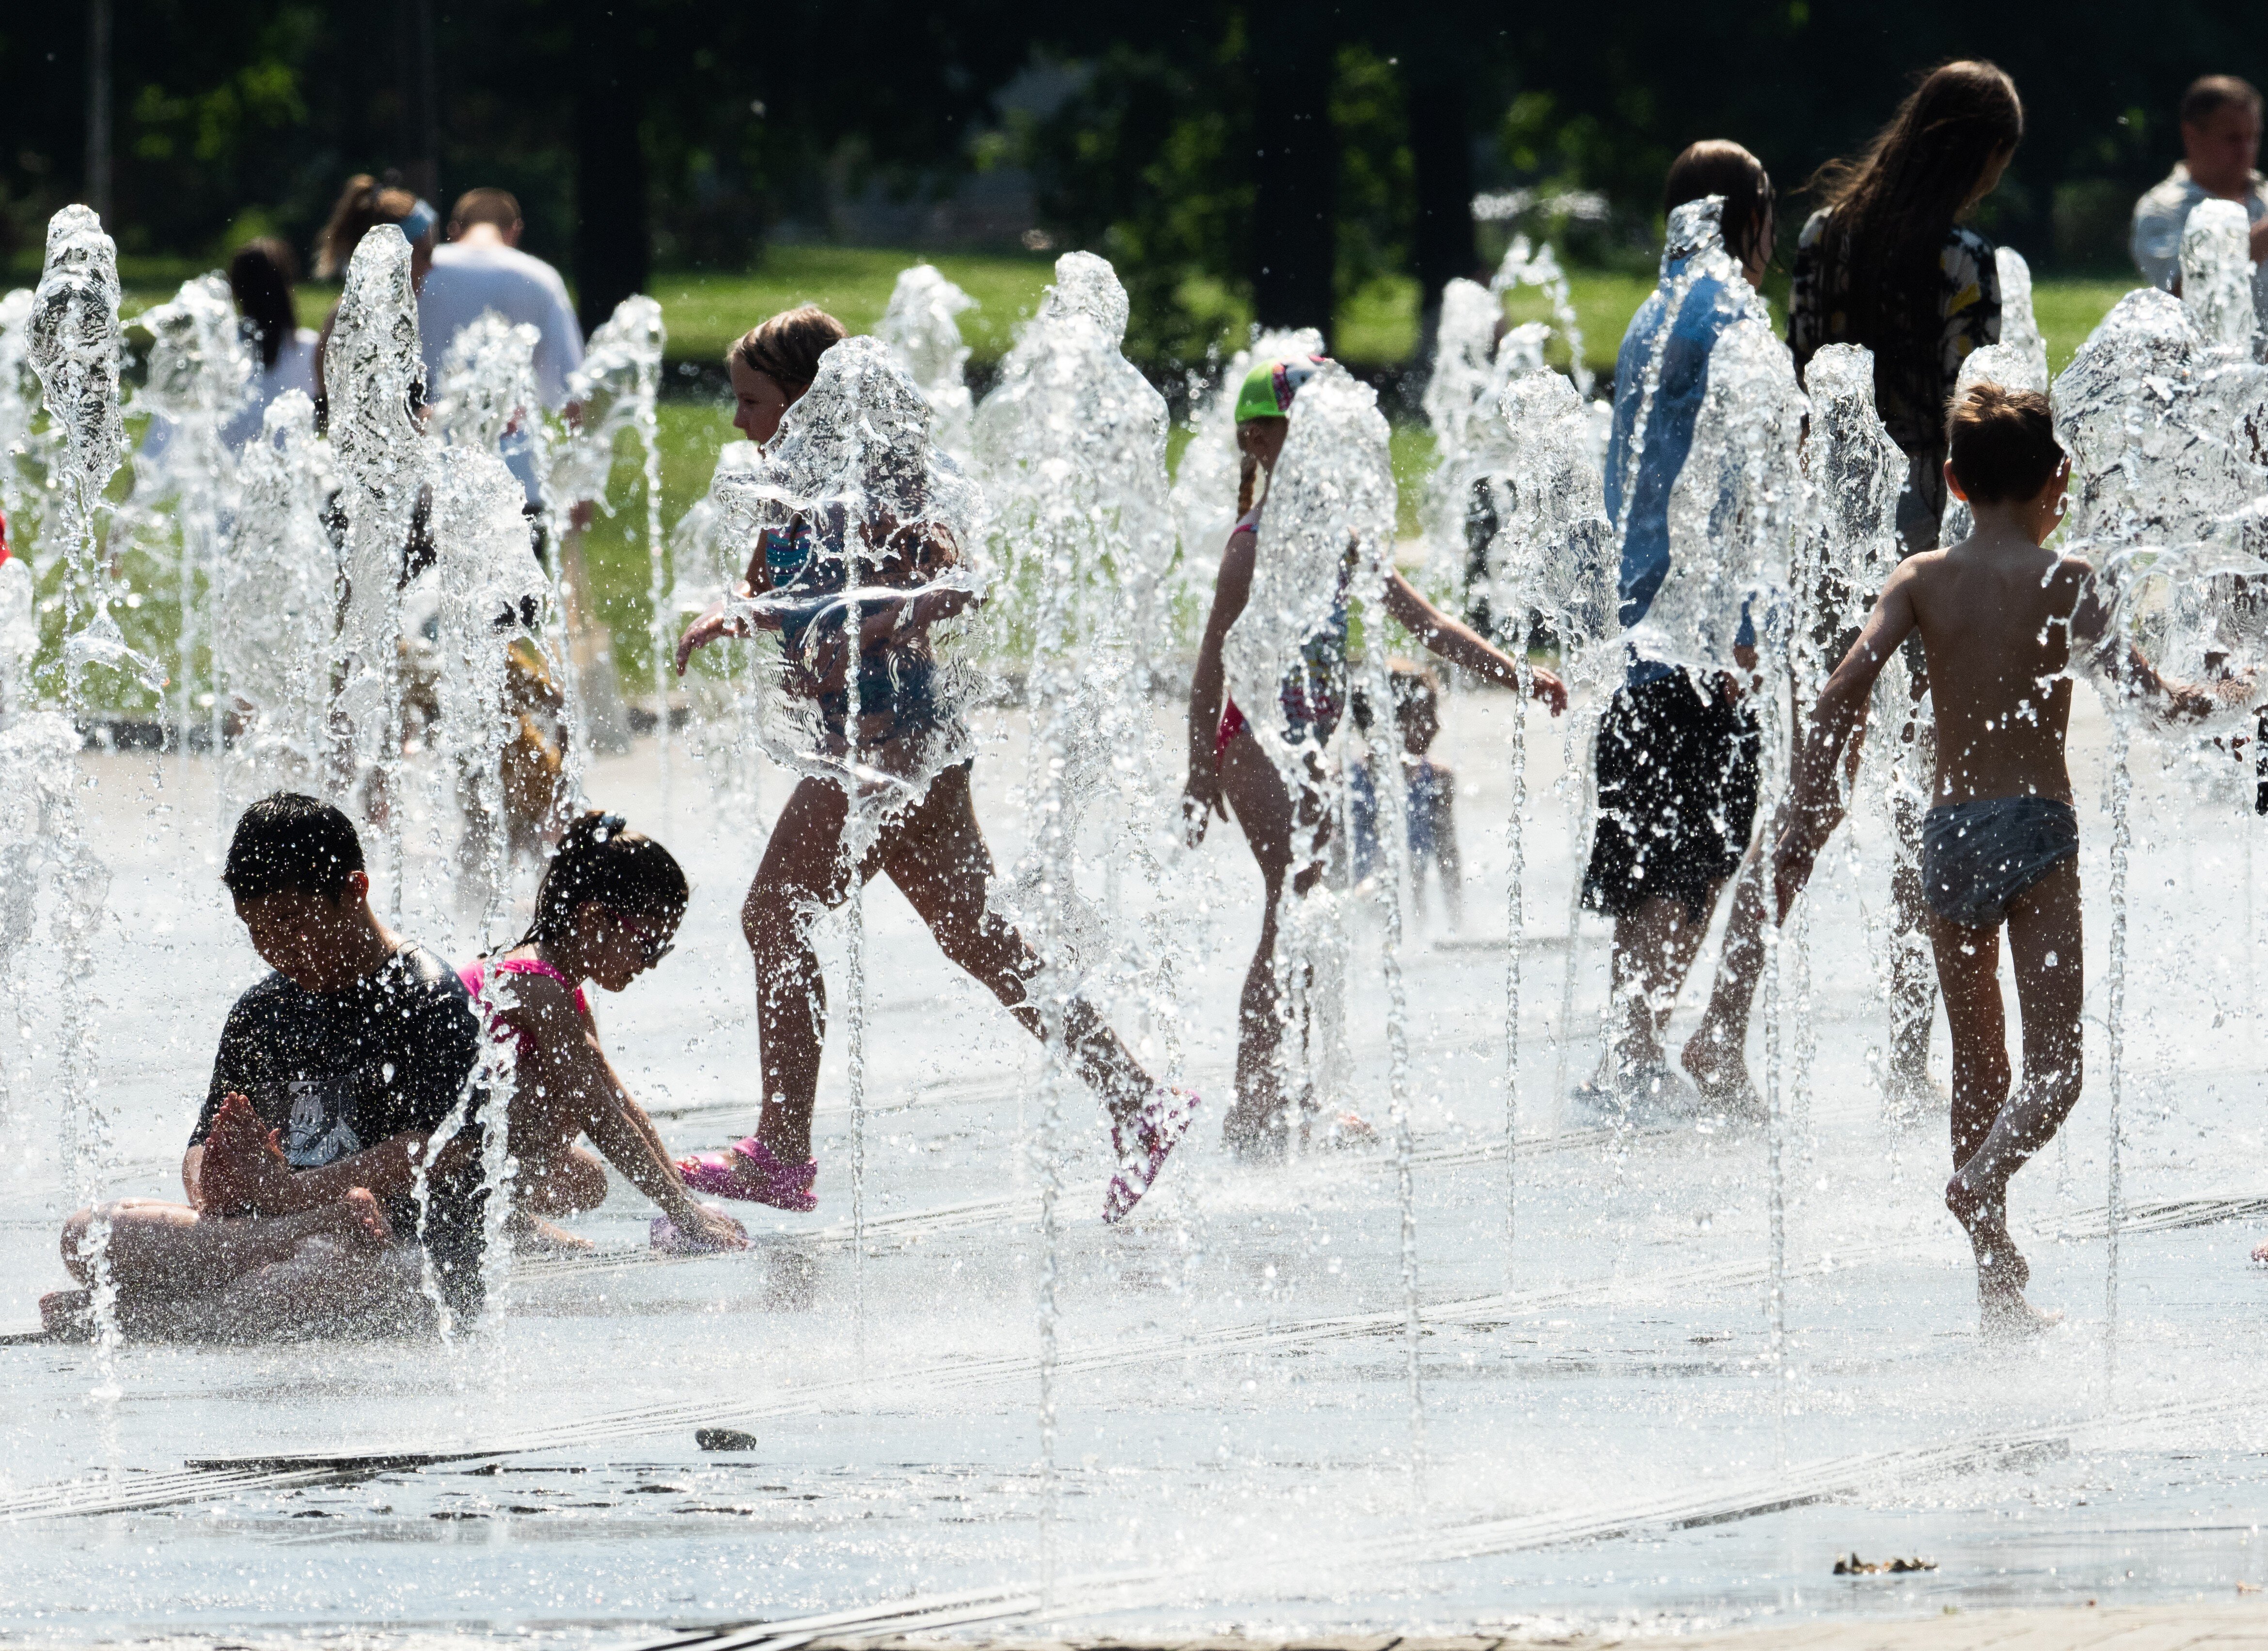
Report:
8,681,2268,1650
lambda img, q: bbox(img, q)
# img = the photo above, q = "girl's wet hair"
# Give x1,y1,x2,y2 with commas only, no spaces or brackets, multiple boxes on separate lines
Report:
521,810,689,949
729,305,847,394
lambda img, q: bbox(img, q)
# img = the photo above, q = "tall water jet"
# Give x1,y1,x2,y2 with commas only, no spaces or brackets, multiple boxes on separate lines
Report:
674,440,768,814
2052,285,2221,1390
1466,362,1613,1266
973,249,1179,1564
556,296,667,793
1220,361,1424,1471
25,205,137,1380
431,444,553,1312
1791,345,1904,1138
1491,234,1592,396
134,273,251,759
325,223,431,918
1995,247,2049,386
878,264,978,464
221,391,338,796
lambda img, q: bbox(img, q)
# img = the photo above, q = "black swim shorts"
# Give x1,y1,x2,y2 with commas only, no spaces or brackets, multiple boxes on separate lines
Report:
1580,670,1761,924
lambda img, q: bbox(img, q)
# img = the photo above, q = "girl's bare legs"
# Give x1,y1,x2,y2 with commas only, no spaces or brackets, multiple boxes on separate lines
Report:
744,774,858,1164
1215,728,1327,1153
1932,857,2084,1332
744,764,1157,1165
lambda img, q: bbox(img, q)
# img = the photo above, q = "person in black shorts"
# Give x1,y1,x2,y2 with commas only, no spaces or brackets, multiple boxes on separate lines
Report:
1581,140,1776,1112
1582,671,1761,1106
45,794,489,1340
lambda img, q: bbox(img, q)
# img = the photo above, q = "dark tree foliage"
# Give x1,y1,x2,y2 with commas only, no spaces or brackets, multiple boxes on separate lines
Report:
0,0,2255,370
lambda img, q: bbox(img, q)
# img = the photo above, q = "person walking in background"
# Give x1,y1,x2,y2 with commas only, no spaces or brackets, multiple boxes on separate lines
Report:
1776,59,2024,1116
417,187,585,509
2132,76,2268,335
311,174,439,416
140,238,320,464
223,239,319,448
1576,140,1775,1115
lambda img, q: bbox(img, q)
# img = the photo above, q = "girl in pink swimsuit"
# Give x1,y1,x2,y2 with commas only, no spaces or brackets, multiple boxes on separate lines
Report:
463,810,746,1254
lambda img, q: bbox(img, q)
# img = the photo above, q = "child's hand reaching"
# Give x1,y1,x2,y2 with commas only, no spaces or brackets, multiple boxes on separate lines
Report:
1181,768,1226,847
1527,667,1570,716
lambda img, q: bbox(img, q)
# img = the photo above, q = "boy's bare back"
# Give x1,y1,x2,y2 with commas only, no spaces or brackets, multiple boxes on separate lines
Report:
1886,528,2095,809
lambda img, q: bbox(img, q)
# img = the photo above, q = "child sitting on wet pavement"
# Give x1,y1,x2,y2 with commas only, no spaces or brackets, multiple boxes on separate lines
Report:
46,794,491,1340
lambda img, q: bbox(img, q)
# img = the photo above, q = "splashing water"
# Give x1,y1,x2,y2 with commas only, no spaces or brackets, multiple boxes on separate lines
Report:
2182,200,2257,362
325,223,431,914
1996,247,2049,386
1491,233,1591,398
222,391,338,794
878,265,978,463
433,312,545,457
25,205,134,1385
1170,326,1326,594
134,273,252,758
560,297,671,814
1648,315,1805,675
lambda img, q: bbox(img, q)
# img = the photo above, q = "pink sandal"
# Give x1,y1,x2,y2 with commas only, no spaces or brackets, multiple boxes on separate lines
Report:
677,1137,818,1212
1104,1088,1201,1224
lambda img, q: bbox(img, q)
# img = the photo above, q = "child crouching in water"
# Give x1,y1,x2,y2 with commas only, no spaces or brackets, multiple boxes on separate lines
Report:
464,810,748,1255
1775,385,2226,1336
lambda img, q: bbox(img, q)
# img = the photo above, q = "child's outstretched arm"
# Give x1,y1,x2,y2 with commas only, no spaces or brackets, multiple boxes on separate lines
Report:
509,975,747,1251
1182,527,1258,842
1381,572,1568,713
2067,561,2237,721
1773,566,1918,920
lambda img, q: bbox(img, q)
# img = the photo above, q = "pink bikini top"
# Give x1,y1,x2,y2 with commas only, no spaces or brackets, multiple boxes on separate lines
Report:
459,958,591,1046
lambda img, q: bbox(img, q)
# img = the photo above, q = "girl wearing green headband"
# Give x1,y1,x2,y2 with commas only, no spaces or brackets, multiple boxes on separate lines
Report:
1181,358,1571,1157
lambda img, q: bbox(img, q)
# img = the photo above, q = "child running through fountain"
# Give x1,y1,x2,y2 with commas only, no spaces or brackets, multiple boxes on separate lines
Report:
44,795,489,1340
1181,357,1568,1157
673,307,1197,1225
1773,385,2229,1337
459,810,748,1255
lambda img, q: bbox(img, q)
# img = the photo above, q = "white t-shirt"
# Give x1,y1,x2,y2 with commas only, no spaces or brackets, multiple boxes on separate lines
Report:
416,241,585,409
2130,162,2268,330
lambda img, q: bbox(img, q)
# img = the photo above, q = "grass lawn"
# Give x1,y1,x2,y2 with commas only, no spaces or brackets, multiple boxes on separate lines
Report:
102,243,2140,381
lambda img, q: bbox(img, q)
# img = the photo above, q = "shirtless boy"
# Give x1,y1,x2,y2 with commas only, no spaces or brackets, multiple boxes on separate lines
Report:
46,794,488,1340
1774,386,2224,1336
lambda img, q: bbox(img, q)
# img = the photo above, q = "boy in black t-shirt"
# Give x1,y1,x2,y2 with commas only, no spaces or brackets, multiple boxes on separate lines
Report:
47,795,488,1339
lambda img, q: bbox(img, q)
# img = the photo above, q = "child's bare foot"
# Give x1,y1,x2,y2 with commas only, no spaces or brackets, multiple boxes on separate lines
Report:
1979,1282,2062,1340
328,1188,394,1249
2252,1238,2268,1265
39,1288,93,1339
1681,1032,1762,1118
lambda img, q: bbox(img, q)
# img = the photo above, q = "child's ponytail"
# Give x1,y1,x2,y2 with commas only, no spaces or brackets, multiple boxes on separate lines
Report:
520,810,690,949
1236,450,1259,518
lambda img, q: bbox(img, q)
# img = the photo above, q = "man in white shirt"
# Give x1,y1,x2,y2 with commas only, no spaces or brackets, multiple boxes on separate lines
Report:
2130,75,2268,334
417,189,586,504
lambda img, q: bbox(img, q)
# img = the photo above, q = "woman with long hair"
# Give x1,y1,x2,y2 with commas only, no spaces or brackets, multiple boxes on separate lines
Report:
1780,59,2024,1114
1790,60,2023,551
